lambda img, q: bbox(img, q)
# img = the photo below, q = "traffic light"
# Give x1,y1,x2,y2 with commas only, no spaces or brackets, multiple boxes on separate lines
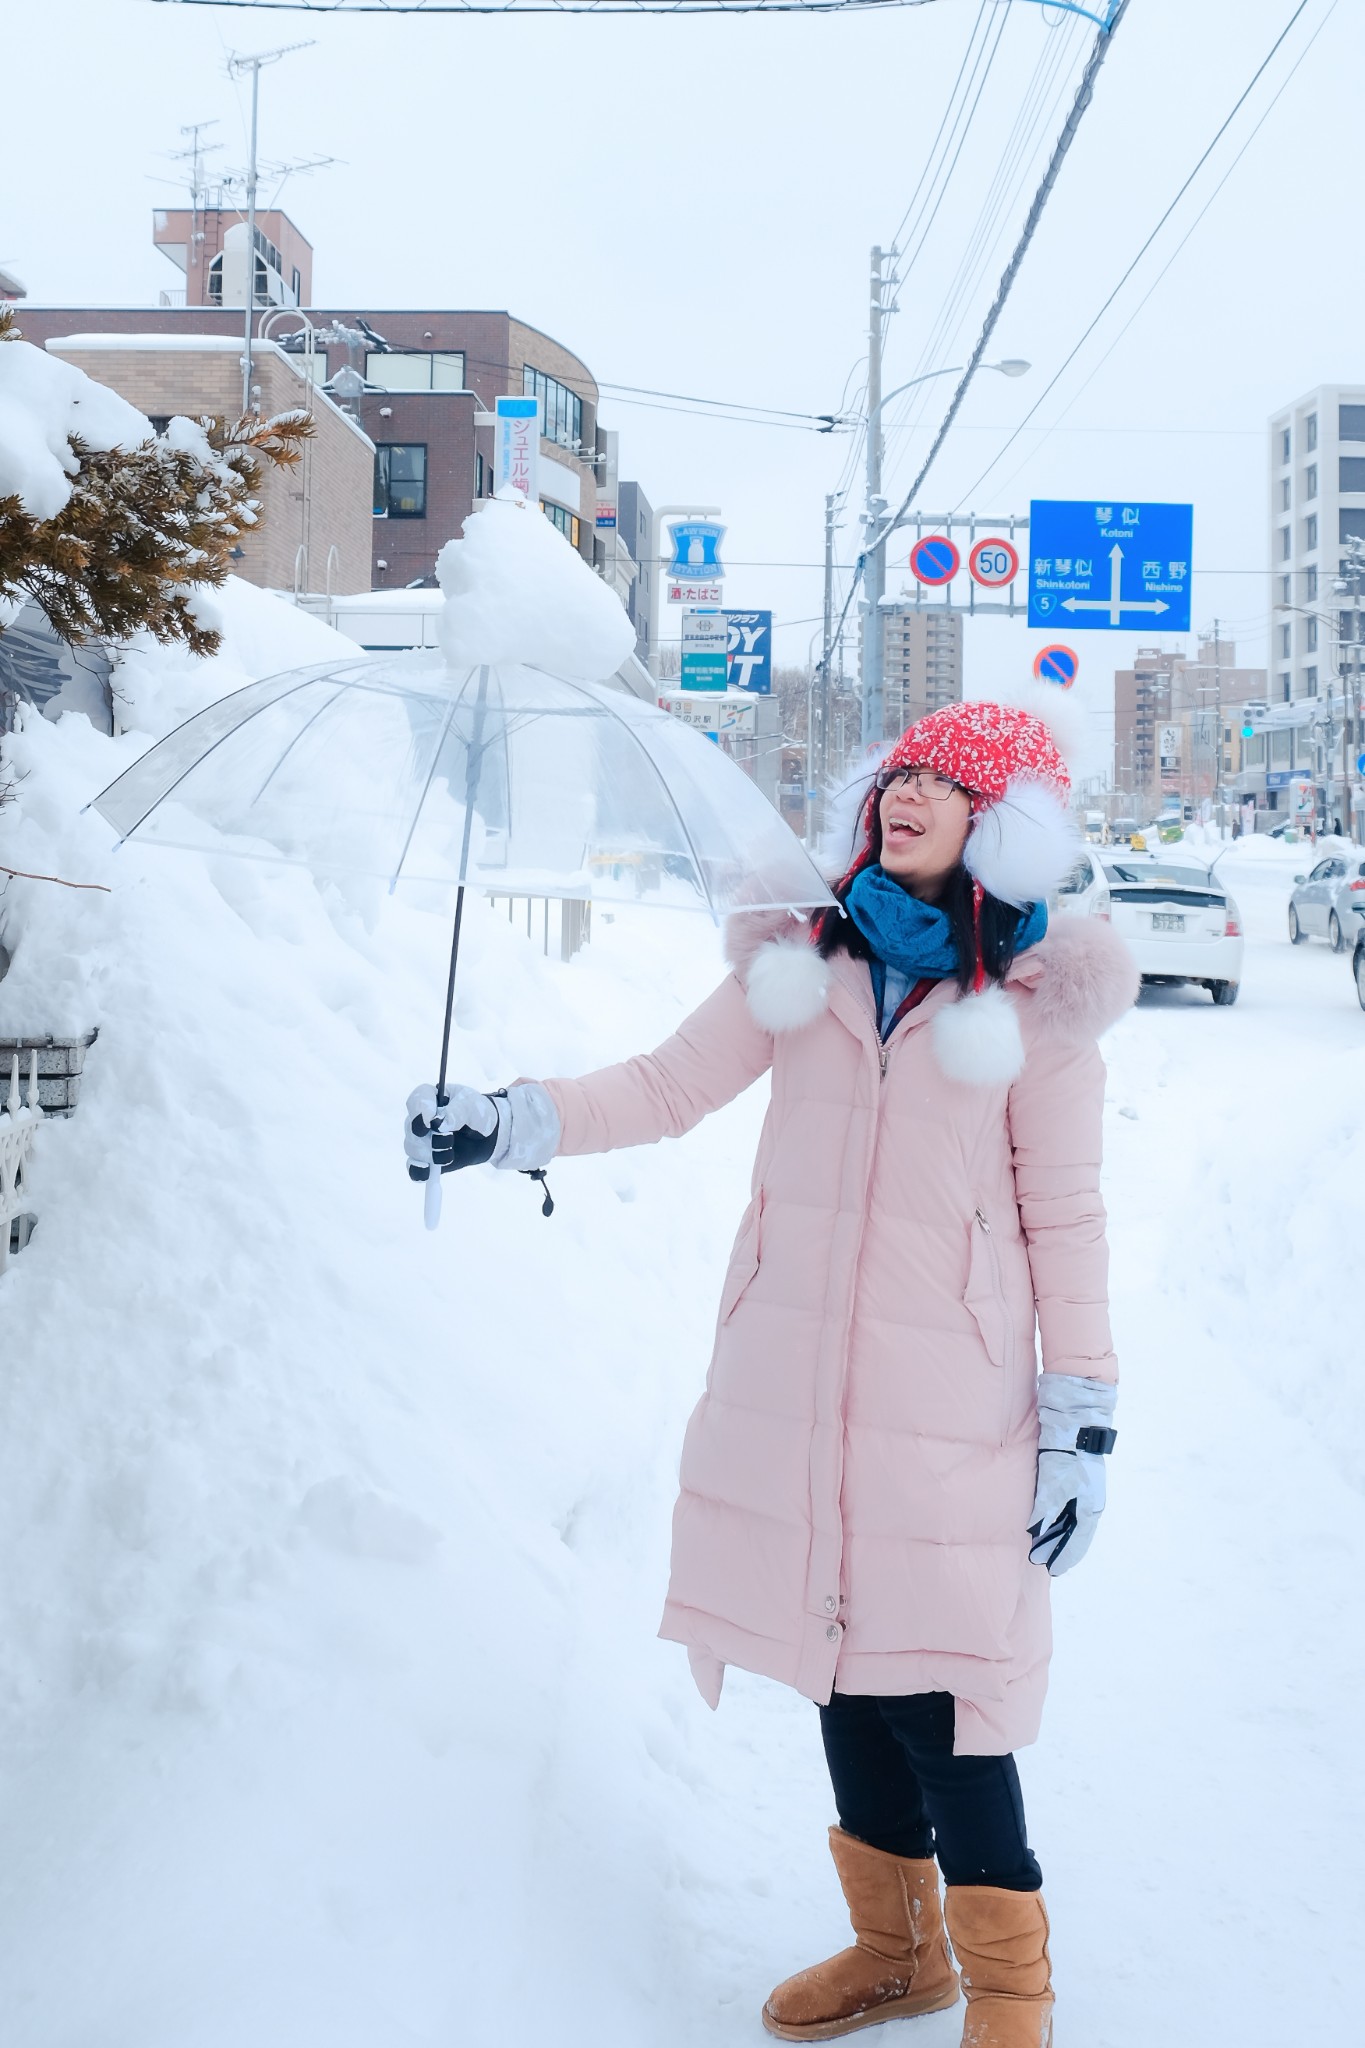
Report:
1241,721,1255,740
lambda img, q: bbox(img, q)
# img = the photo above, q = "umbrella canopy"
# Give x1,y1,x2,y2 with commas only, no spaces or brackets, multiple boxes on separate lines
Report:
92,653,835,918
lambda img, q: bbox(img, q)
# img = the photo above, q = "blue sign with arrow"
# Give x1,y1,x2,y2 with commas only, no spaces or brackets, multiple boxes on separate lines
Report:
1028,500,1192,632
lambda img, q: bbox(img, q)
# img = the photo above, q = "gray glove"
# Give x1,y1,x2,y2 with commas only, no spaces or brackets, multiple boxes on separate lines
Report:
403,1081,561,1178
1028,1373,1118,1576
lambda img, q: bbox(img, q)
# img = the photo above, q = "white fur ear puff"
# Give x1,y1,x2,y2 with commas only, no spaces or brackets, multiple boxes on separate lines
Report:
964,779,1080,910
745,938,830,1033
932,984,1026,1085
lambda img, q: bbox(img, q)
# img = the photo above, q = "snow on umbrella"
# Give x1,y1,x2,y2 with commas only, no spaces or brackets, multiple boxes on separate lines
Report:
90,502,835,1224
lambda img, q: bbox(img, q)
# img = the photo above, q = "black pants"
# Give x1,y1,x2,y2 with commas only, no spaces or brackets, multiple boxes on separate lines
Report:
819,1690,1042,1892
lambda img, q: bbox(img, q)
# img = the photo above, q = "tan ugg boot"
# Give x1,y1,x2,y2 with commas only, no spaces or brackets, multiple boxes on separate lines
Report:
762,1828,960,2041
943,1887,1054,2048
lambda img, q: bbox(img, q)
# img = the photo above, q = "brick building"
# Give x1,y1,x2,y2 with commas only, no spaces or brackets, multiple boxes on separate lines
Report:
43,333,374,595
1113,636,1267,817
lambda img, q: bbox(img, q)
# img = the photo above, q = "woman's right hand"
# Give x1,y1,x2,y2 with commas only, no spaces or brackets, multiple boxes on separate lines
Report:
404,1083,500,1181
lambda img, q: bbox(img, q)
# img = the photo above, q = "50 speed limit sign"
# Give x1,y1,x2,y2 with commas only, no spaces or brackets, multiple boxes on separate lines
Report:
967,537,1020,588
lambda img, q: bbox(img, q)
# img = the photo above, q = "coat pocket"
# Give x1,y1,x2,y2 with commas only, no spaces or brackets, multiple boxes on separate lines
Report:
718,1189,765,1324
963,1206,1016,1374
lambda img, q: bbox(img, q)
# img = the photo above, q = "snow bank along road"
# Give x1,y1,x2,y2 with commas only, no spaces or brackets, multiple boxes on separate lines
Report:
0,632,1359,2048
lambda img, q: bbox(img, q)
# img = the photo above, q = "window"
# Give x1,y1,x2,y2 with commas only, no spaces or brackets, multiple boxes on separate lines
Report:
540,500,580,547
1280,477,1291,511
1280,623,1292,659
475,451,486,498
291,265,302,301
1281,427,1292,463
523,366,584,451
1306,412,1318,452
373,444,427,518
1271,727,1292,765
1307,616,1318,651
1306,665,1319,695
365,351,465,392
1280,525,1292,561
1282,575,1292,603
1279,673,1292,703
1306,566,1318,600
1341,510,1365,546
1341,456,1365,492
1340,404,1365,441
1306,464,1318,498
1305,514,1318,551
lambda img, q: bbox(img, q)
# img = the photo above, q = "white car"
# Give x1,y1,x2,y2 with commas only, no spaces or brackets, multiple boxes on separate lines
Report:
1054,851,1244,1005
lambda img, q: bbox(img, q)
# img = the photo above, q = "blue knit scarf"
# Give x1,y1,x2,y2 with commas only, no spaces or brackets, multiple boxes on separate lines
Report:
845,863,1048,986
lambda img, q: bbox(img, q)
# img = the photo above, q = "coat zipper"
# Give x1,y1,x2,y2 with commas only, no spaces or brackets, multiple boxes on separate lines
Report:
974,1206,1015,1444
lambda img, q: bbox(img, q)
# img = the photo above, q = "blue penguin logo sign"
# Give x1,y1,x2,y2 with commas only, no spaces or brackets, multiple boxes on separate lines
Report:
667,521,726,579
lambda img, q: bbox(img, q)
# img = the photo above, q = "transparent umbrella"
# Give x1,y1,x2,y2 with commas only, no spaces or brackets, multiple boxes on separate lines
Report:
92,651,835,1221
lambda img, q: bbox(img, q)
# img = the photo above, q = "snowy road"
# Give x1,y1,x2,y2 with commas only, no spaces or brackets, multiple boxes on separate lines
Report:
1,706,1360,2048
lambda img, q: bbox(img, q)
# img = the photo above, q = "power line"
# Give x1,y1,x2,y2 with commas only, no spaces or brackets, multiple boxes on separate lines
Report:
877,0,1132,548
149,0,947,14
825,0,1130,683
951,0,1320,509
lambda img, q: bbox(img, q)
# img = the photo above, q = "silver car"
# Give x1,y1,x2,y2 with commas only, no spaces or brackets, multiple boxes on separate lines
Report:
1287,854,1365,952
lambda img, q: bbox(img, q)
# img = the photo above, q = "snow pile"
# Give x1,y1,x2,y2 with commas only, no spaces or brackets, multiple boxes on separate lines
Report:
436,496,634,678
1,622,1361,2044
0,332,153,519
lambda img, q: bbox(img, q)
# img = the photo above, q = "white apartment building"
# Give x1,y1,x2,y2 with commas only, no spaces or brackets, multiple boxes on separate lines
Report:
1267,385,1365,703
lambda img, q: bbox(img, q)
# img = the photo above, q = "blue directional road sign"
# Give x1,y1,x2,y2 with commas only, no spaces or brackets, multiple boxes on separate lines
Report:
1028,500,1192,632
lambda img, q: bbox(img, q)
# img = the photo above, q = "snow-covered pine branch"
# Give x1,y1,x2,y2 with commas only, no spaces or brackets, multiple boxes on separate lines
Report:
0,307,314,657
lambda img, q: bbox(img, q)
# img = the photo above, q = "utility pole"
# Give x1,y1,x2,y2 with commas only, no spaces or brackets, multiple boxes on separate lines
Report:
813,491,836,830
860,247,888,753
227,41,313,415
1212,617,1223,831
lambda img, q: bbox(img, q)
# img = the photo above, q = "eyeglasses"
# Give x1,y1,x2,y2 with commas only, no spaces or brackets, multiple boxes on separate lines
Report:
875,767,963,802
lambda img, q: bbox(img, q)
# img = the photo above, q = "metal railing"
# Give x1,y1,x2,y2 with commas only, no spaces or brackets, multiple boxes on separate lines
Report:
488,894,591,962
0,1050,39,1275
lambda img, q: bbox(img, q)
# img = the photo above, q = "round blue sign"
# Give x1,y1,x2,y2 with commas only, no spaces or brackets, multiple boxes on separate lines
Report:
1357,750,1365,777
909,535,961,587
1033,643,1079,688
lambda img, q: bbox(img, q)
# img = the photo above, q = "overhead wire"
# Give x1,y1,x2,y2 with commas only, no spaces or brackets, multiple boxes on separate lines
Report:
948,0,1321,510
881,4,1087,458
955,0,1342,511
822,0,1131,678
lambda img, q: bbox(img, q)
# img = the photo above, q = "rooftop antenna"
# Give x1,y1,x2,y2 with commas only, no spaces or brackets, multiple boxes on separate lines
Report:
166,120,222,279
226,40,314,413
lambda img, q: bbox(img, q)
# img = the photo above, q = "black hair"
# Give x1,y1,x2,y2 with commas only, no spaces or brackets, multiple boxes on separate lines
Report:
811,780,1029,996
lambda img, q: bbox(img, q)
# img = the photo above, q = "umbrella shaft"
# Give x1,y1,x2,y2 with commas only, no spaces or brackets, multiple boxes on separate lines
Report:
436,881,467,1101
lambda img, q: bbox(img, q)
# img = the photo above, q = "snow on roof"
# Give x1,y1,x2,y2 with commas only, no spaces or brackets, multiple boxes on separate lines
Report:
43,334,373,451
45,333,253,353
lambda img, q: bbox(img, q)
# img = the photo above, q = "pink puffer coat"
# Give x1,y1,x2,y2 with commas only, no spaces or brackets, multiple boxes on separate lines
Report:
542,914,1137,1755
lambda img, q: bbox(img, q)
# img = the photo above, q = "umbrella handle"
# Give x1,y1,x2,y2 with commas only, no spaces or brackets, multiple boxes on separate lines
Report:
424,1166,443,1231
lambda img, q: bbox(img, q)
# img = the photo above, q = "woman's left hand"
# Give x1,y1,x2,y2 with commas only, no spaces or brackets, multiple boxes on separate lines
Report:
1027,1372,1118,1575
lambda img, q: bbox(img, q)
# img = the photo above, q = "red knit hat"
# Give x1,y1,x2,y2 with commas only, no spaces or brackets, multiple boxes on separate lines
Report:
849,693,1081,915
884,700,1070,801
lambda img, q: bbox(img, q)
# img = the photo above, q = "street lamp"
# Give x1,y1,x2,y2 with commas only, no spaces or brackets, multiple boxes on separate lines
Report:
859,359,1031,749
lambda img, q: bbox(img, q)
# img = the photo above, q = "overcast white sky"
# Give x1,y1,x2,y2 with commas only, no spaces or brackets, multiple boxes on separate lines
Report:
5,0,1361,711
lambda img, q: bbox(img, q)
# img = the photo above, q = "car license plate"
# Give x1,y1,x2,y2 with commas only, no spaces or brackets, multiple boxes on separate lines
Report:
1152,912,1185,932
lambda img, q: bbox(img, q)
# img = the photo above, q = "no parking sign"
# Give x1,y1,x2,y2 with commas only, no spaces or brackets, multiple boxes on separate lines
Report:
1033,644,1079,688
909,535,960,586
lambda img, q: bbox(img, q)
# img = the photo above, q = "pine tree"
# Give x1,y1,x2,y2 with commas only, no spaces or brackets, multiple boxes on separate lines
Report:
0,307,315,657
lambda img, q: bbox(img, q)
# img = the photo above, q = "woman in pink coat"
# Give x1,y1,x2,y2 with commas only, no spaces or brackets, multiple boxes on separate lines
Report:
407,697,1137,2048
